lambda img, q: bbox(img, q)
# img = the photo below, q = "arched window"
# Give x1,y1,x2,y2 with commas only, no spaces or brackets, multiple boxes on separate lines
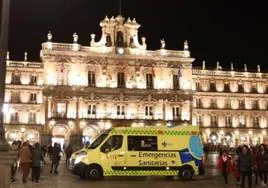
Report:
116,31,124,47
105,34,112,47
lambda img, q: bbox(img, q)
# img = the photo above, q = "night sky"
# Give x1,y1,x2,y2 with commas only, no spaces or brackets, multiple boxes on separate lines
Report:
8,0,268,71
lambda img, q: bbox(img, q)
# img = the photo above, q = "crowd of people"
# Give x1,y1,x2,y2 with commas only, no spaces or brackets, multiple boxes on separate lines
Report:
217,144,268,188
10,141,74,184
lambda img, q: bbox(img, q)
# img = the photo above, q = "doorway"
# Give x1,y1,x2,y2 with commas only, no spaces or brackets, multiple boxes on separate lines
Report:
52,125,70,149
52,137,65,150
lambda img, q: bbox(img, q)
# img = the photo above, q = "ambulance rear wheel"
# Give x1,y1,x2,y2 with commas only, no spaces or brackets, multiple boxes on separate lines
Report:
84,165,103,181
179,166,194,181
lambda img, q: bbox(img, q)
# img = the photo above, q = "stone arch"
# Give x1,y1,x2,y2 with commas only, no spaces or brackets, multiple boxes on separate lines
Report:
209,132,219,144
24,130,40,145
52,124,70,149
5,129,21,144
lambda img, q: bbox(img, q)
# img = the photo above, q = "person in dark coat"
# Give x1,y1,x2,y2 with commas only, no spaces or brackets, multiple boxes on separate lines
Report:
31,143,44,183
238,145,253,188
218,150,232,185
65,144,73,165
257,144,268,186
50,143,61,174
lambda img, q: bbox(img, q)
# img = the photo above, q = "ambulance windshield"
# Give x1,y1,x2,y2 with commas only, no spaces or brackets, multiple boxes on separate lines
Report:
88,133,108,149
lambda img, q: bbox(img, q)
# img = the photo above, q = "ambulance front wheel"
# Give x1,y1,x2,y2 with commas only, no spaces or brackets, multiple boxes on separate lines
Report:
179,166,194,181
84,165,103,181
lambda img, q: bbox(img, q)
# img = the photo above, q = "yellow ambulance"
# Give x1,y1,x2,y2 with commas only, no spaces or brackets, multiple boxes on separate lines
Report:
69,125,204,181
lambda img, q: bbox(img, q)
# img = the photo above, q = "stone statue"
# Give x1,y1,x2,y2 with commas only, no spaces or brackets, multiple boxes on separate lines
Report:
160,39,166,49
202,61,206,70
6,51,10,60
231,62,234,71
73,33,78,43
184,40,189,51
24,52,28,61
244,64,247,72
257,65,261,72
47,31,52,42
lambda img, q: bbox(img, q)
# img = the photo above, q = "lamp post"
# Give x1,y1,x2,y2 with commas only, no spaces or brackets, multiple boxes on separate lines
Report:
0,0,10,150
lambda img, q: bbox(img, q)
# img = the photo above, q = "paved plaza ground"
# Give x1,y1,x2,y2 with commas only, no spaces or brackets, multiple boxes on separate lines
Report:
10,154,257,188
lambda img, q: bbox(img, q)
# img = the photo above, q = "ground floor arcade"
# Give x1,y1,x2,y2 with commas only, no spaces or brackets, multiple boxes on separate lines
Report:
4,122,268,148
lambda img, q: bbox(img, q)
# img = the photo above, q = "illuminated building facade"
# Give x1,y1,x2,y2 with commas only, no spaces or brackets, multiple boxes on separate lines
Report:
3,15,268,147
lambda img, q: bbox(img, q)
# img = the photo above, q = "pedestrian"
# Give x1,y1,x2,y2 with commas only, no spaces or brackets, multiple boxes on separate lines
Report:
217,150,232,185
41,145,47,158
31,143,44,183
65,144,73,165
251,147,259,185
10,141,19,182
19,142,32,183
50,143,61,174
48,144,53,160
238,145,253,188
257,144,268,187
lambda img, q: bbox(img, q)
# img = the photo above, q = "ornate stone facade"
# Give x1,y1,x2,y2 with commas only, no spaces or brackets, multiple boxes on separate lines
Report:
3,15,268,147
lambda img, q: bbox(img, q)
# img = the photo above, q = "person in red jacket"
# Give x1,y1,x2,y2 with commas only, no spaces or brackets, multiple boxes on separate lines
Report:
218,150,232,185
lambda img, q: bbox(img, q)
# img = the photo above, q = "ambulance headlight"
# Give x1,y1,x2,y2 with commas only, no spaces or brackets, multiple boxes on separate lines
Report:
74,151,87,164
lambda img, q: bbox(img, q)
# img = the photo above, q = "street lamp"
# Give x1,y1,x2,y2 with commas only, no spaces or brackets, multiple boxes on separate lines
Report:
20,127,26,142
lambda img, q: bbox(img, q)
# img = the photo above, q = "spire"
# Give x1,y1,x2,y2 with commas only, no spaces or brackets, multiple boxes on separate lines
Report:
244,64,247,72
47,31,52,42
184,40,189,51
257,65,261,72
118,0,122,15
6,51,10,60
230,62,234,71
24,52,28,61
202,61,206,70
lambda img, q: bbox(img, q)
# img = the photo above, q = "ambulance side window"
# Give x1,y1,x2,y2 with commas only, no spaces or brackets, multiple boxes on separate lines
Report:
100,135,123,153
127,136,157,151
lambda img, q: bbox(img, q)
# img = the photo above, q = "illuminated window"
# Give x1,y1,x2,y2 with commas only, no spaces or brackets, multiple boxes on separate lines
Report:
30,75,37,85
239,99,245,109
225,116,232,127
224,83,229,92
87,104,96,115
145,106,153,116
88,71,96,87
11,73,21,84
239,115,245,127
195,82,200,91
30,93,37,102
238,83,244,92
253,117,260,128
57,103,66,117
117,72,125,88
196,98,201,108
29,112,36,123
173,75,180,90
172,107,180,120
146,74,153,89
211,116,217,127
210,82,216,91
105,34,112,47
117,105,125,116
196,116,201,126
11,112,19,122
11,92,20,103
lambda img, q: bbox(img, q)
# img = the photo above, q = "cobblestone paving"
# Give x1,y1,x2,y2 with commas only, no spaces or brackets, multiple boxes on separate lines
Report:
10,154,259,188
